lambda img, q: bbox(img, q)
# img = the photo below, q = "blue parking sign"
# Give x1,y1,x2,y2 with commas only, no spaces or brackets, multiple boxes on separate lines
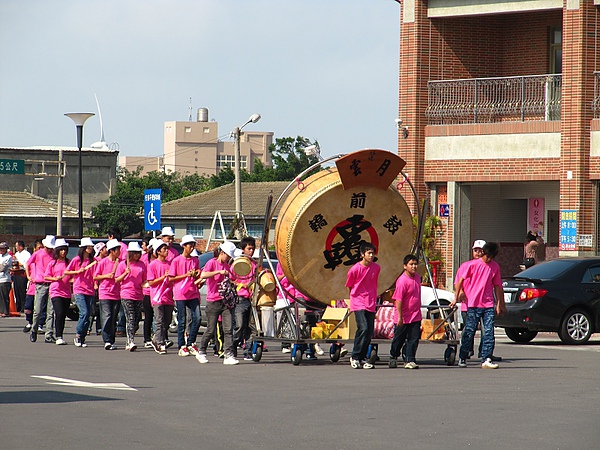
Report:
144,189,162,231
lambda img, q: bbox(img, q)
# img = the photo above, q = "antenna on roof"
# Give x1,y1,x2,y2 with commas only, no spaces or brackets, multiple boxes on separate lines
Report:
188,97,192,122
91,93,109,150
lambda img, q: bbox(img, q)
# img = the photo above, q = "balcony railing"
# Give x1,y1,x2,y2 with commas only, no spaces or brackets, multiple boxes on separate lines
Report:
426,74,562,125
594,72,600,119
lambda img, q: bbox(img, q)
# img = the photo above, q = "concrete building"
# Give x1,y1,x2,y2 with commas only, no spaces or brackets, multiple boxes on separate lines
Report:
120,108,274,176
398,0,600,288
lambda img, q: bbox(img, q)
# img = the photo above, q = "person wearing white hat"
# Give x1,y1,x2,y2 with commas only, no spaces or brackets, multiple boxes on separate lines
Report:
159,226,179,263
26,235,56,343
147,239,174,355
64,237,96,347
115,241,147,352
169,235,201,357
44,238,71,345
93,239,123,350
196,241,239,365
140,237,157,348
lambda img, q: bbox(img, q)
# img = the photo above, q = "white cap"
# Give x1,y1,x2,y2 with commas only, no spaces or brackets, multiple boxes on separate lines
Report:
127,241,142,252
234,248,243,258
161,226,175,236
180,234,196,246
80,237,94,247
42,235,56,249
106,239,121,251
94,242,106,257
54,238,68,248
148,238,159,249
472,239,486,249
191,249,199,257
219,241,237,259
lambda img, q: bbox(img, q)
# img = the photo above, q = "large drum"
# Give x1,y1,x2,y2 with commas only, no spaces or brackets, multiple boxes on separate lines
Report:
275,151,413,305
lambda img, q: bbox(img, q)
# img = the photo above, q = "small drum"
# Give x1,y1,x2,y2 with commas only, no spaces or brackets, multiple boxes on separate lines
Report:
232,256,252,277
257,288,277,307
259,271,276,292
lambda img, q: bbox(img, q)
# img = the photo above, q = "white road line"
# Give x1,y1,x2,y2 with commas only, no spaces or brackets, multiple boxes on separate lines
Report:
31,375,137,391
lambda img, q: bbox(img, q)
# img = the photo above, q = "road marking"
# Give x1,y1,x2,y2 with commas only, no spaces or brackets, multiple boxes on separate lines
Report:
31,375,137,391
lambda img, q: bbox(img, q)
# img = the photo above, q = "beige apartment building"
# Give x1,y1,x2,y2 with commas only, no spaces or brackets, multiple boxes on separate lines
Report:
120,108,273,176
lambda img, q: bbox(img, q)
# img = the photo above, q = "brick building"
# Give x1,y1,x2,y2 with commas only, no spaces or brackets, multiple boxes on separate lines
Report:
397,0,600,288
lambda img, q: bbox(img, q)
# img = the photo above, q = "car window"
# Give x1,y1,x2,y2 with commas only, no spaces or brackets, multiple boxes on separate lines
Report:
582,265,600,283
515,259,579,279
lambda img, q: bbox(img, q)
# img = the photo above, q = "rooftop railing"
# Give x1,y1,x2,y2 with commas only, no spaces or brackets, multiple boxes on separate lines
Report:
426,74,562,125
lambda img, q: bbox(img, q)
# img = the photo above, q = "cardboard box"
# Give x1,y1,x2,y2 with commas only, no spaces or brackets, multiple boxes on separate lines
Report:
421,318,446,340
321,307,357,340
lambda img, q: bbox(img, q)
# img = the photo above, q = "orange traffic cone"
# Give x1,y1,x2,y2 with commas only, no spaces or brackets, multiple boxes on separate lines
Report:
9,288,21,317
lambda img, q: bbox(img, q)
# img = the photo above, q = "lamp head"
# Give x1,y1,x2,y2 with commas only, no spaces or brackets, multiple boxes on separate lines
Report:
249,113,261,124
65,113,95,127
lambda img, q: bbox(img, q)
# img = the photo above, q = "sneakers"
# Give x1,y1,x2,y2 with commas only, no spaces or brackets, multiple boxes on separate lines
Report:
165,339,174,349
223,355,239,365
23,323,32,333
404,362,419,370
188,344,200,356
126,342,137,352
45,336,56,344
458,359,467,368
144,341,153,349
340,348,349,358
362,360,374,369
104,342,113,350
30,331,37,342
55,338,67,346
196,353,209,364
74,336,82,347
350,357,361,369
281,346,291,354
244,355,253,361
158,345,167,355
305,354,318,361
178,347,190,357
314,343,325,356
389,357,398,369
481,358,499,369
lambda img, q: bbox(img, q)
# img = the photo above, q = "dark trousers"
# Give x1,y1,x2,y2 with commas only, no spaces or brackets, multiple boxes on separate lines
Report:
0,282,11,315
200,300,234,357
99,300,121,345
351,310,375,361
142,295,154,343
390,321,421,363
121,299,143,344
13,275,27,312
51,297,70,338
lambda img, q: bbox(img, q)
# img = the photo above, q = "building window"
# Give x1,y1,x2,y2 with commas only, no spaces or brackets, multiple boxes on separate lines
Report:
185,127,192,133
217,155,247,169
203,127,210,134
246,225,264,238
186,224,204,238
550,27,562,74
215,226,232,239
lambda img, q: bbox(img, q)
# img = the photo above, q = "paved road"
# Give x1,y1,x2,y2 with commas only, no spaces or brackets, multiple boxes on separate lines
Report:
1,317,599,449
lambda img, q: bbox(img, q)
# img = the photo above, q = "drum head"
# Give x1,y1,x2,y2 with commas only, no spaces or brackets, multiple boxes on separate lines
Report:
275,168,413,304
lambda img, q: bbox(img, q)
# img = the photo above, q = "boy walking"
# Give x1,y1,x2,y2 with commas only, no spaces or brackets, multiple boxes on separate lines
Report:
345,242,380,369
389,254,422,369
451,242,507,369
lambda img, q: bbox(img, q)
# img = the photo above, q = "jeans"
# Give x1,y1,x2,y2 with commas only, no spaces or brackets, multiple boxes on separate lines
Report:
32,284,54,338
74,293,94,339
121,299,143,344
200,300,234,357
459,307,496,362
99,300,121,345
351,310,375,361
176,298,201,348
390,320,421,363
153,304,174,346
51,297,70,338
233,298,252,355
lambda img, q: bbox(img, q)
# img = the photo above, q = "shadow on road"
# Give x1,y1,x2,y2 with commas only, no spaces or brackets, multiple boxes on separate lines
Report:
0,390,120,404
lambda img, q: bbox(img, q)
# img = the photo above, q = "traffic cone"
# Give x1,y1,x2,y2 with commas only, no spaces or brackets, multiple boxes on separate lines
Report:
9,288,21,317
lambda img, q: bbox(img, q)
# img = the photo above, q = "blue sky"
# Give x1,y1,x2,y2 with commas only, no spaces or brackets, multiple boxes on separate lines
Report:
0,1,401,161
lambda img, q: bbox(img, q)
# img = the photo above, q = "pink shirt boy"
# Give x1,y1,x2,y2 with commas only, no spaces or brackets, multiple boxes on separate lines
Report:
95,257,121,300
203,258,230,302
231,257,256,299
147,259,173,306
392,271,423,324
460,258,502,309
170,254,200,300
27,248,53,284
345,261,381,313
116,260,146,301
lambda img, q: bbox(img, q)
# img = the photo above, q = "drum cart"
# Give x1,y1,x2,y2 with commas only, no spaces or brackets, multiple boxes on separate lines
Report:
246,151,460,366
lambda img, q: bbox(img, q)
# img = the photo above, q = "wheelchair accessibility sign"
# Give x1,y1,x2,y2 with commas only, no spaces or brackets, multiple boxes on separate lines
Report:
144,189,162,231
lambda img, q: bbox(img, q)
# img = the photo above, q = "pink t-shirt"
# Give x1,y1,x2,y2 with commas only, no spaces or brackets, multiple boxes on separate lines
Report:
460,258,502,309
27,248,54,283
345,261,381,313
27,281,35,296
147,259,173,306
202,258,230,302
44,260,71,298
170,254,200,301
166,246,179,263
117,242,129,262
116,260,146,301
231,257,256,299
140,253,151,296
95,257,121,301
66,257,96,296
391,272,423,324
454,259,473,312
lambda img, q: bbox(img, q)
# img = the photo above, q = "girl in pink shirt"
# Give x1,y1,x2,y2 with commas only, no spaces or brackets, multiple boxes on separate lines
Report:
93,239,122,350
44,240,71,346
116,242,146,351
147,242,173,354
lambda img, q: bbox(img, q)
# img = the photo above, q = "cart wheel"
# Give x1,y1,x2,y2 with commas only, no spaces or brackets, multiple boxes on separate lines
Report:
292,347,303,366
329,344,341,363
368,348,378,365
252,344,263,362
444,346,456,366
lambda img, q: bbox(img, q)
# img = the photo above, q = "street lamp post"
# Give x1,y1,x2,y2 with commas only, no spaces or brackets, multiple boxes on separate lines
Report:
65,112,94,237
233,113,261,218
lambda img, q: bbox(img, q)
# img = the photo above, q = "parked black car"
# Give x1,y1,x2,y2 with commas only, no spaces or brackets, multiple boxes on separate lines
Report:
497,258,600,344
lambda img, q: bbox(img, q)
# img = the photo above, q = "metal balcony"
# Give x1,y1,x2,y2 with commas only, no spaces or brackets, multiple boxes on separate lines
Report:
593,72,600,119
426,74,562,125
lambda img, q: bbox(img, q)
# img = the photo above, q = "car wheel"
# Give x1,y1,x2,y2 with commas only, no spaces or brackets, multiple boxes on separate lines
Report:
65,306,79,321
504,327,538,343
558,309,593,345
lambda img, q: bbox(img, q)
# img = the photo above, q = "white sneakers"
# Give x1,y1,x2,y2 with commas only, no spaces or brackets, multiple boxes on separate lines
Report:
55,338,67,346
481,358,499,369
196,353,209,364
223,355,239,365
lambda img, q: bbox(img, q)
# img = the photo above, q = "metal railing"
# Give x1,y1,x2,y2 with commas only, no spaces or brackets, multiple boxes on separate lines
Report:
593,72,600,119
426,74,562,125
